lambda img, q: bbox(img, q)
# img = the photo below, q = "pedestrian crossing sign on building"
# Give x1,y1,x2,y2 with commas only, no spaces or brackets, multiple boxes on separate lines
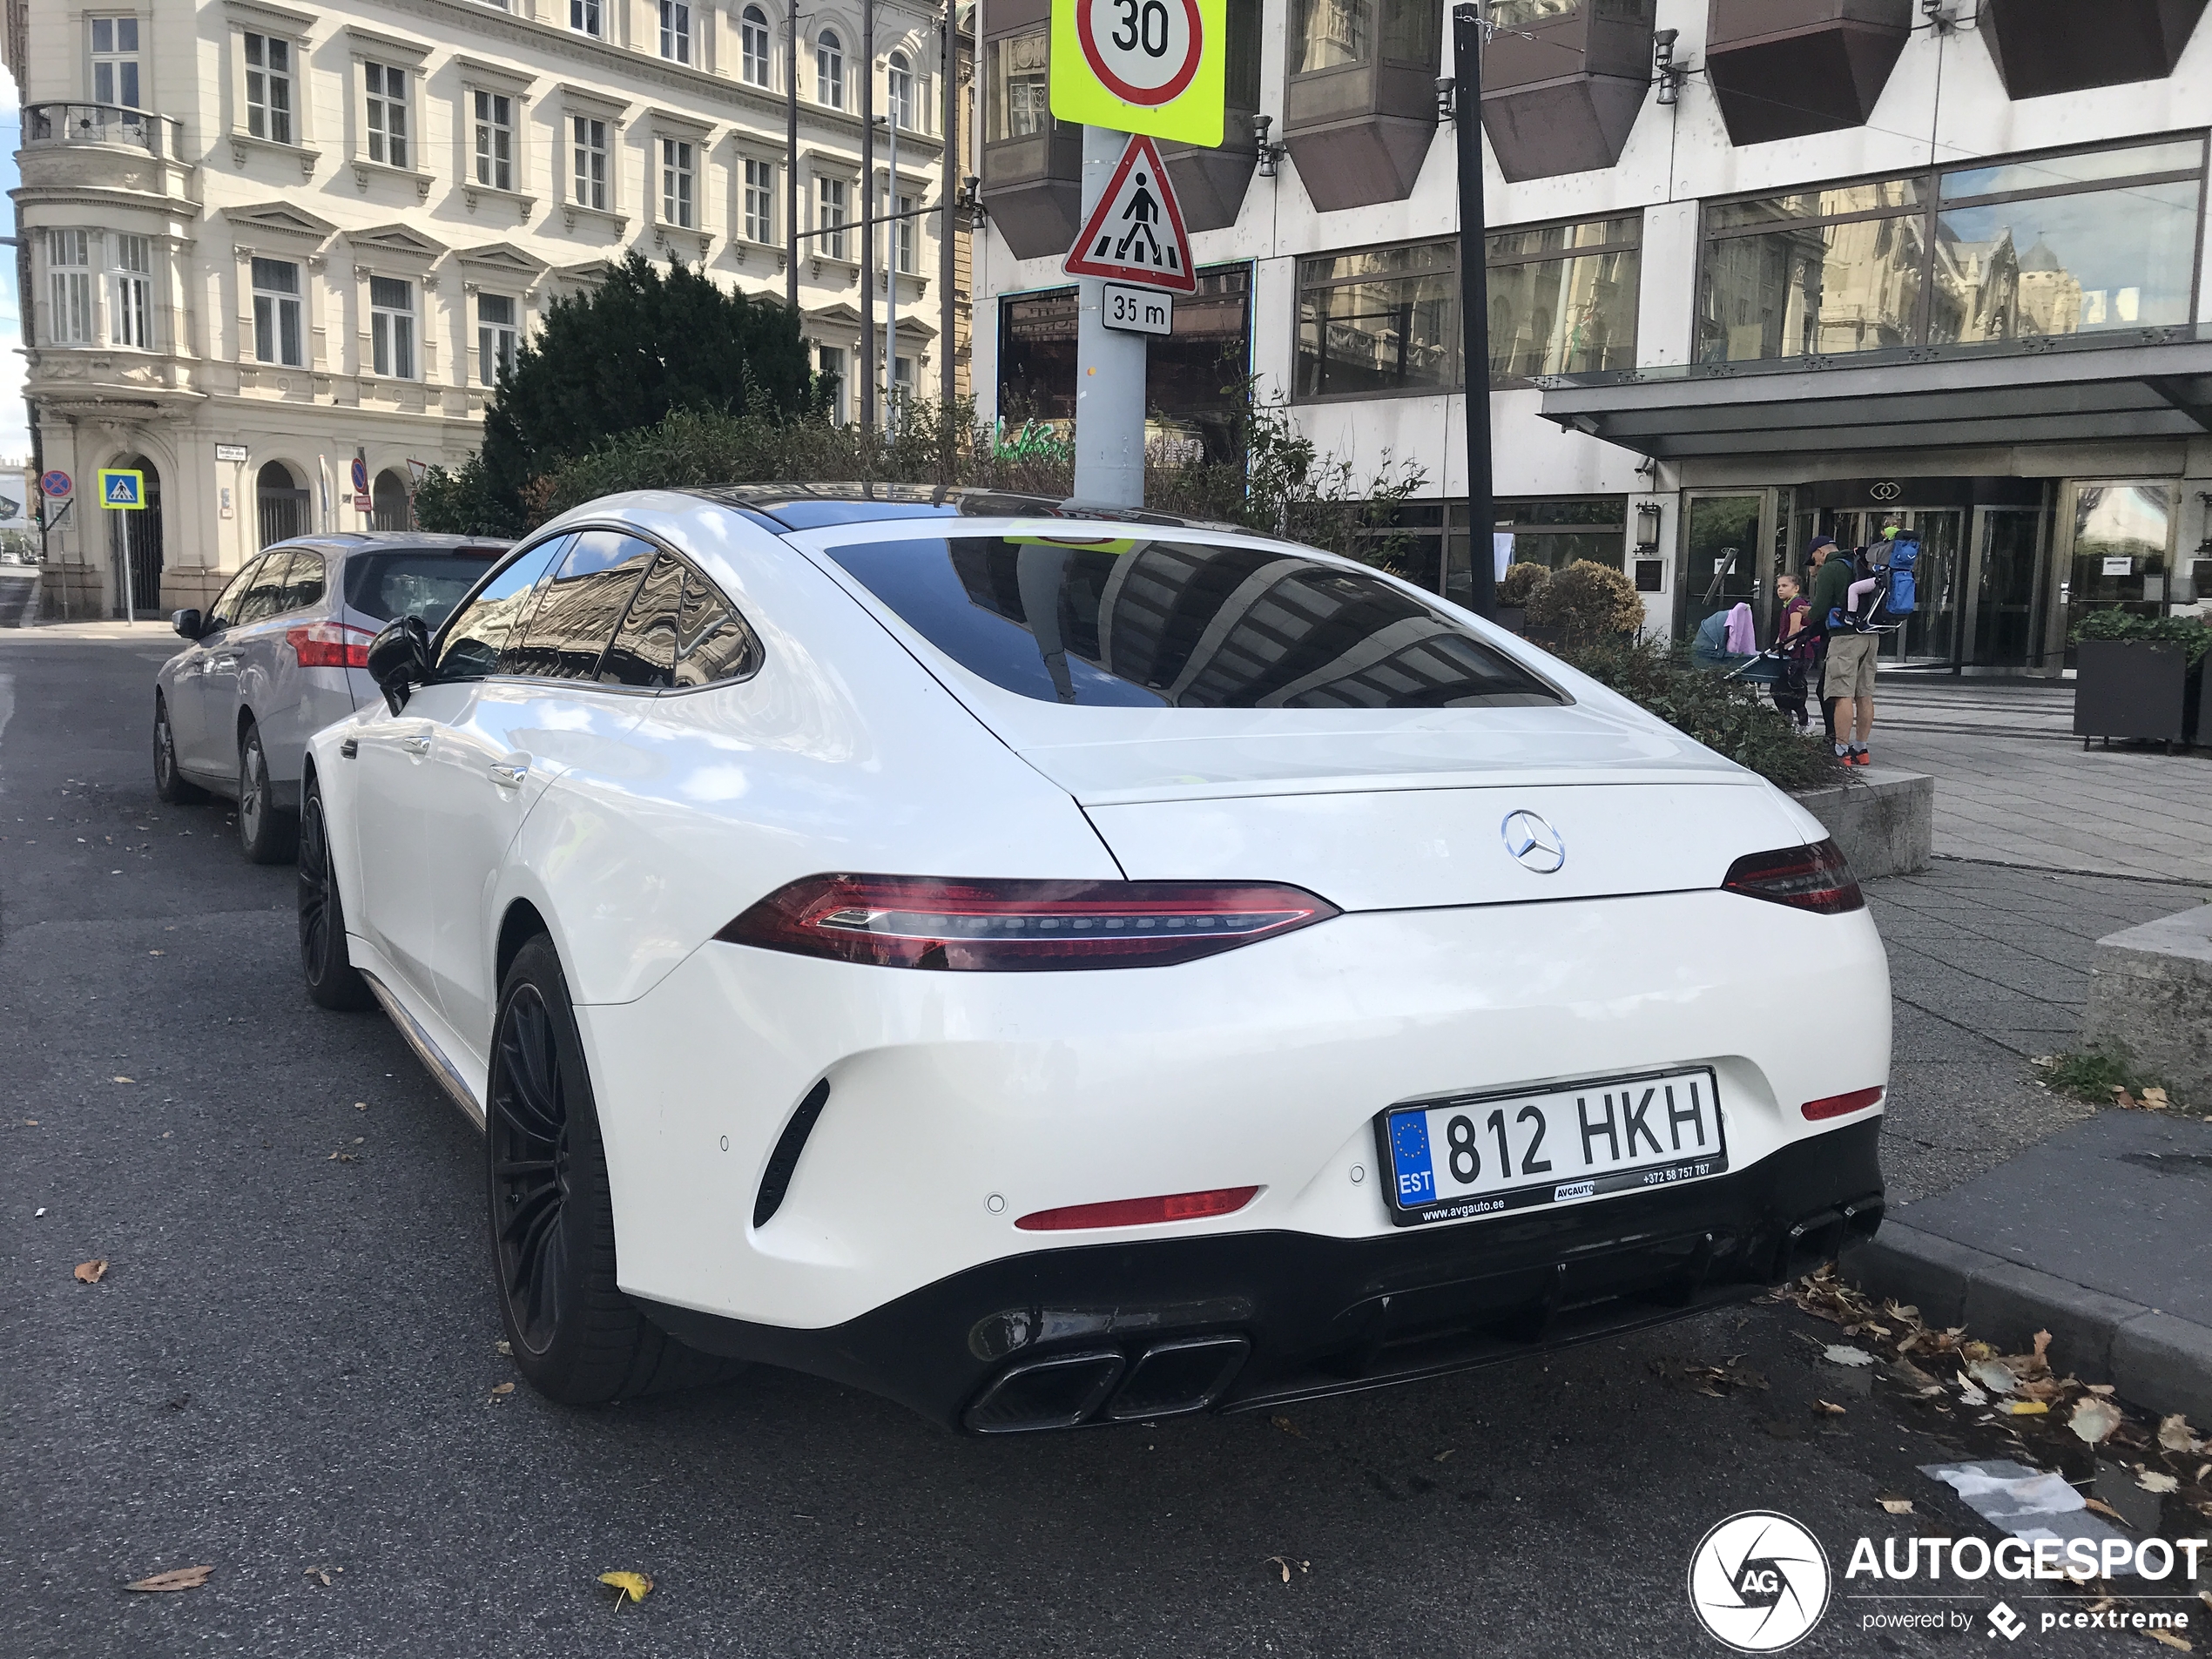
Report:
98,468,146,509
1062,133,1198,293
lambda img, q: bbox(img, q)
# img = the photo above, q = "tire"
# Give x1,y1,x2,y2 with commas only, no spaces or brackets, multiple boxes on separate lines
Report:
488,934,740,1404
237,718,298,865
152,694,207,805
297,778,374,1012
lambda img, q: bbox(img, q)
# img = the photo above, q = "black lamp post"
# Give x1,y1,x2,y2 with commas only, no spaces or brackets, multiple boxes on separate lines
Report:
1451,3,1495,619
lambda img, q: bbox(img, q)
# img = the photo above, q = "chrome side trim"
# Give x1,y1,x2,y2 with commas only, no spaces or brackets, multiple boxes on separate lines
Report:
358,967,487,1130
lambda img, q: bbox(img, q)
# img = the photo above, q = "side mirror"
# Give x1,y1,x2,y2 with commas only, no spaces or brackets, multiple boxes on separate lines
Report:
172,608,204,641
366,615,433,714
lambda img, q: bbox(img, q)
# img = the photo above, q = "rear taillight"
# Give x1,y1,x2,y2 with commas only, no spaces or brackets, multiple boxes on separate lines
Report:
1015,1187,1259,1231
717,874,1339,970
287,621,374,669
1721,840,1864,914
1803,1087,1885,1121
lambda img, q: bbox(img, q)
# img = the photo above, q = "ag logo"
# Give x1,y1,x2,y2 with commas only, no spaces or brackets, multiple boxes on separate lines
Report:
1688,1511,1831,1652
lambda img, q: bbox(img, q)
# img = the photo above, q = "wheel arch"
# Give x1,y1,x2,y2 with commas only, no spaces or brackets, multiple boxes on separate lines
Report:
496,898,552,995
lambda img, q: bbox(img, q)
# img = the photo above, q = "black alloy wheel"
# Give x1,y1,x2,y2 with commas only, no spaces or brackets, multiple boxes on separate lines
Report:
486,934,740,1404
237,719,297,864
152,694,206,805
297,779,374,1011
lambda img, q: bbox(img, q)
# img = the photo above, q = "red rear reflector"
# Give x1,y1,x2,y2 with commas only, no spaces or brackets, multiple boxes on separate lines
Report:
1803,1087,1884,1121
1722,839,1865,914
287,622,374,669
1015,1187,1259,1232
718,875,1338,971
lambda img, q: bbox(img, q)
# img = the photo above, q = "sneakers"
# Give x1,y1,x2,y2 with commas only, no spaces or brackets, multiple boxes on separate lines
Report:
1832,742,1851,760
1847,746,1871,767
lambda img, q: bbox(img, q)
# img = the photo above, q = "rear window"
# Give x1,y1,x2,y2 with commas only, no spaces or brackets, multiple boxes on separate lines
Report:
822,535,1565,709
344,550,502,628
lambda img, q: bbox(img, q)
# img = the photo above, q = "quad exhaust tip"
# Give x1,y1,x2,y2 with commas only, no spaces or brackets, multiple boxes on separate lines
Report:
964,1336,1252,1434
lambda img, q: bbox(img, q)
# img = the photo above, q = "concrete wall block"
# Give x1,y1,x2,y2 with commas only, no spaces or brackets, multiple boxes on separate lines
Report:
1838,1221,1996,1328
1961,1263,2148,1385
1790,767,1933,880
2080,906,2212,1107
2110,1312,2212,1426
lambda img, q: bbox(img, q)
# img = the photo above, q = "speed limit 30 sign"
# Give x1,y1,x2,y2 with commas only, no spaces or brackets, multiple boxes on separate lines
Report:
1050,0,1224,145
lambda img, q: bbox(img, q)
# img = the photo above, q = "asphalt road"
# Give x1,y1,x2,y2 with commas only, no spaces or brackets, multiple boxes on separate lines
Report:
0,632,2168,1658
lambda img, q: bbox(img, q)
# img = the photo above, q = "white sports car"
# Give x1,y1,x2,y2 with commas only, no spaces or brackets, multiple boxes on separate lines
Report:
301,487,1890,1431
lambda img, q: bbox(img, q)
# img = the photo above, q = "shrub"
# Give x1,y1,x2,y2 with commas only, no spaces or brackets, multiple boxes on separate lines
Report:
1525,558,1644,647
1496,562,1550,608
2070,610,2211,664
1561,635,1841,792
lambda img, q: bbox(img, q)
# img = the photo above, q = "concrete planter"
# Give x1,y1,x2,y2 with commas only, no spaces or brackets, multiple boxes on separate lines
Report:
1790,767,1932,879
2073,637,2191,749
2080,904,2212,1109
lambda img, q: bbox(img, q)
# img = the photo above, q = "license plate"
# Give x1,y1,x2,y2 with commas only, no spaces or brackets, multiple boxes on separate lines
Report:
1376,1068,1728,1228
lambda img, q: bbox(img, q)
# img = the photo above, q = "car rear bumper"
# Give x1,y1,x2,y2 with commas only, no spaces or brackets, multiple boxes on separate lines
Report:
638,1116,1882,1432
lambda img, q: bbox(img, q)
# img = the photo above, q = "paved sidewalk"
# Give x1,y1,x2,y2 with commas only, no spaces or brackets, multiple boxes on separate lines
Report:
1872,674,2212,883
1850,856,2212,1417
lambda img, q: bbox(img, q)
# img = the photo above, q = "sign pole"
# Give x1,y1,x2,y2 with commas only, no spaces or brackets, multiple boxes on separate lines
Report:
1071,124,1148,507
113,501,135,624
1453,2,1495,621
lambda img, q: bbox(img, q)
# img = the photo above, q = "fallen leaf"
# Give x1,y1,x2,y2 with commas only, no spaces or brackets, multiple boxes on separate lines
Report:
489,1382,515,1398
2143,1087,2170,1110
1824,1345,1876,1367
73,1259,107,1284
1958,1378,1990,1407
147,950,163,956
1815,1399,1847,1415
598,1570,653,1605
2139,1469,2181,1494
1264,1555,1293,1583
2006,1400,2049,1416
2160,1415,2199,1453
1970,1359,2020,1396
354,1102,368,1110
1431,1448,1455,1463
2073,1398,2126,1444
2084,1498,2128,1522
1878,1496,1913,1514
2032,1330,2053,1363
1271,1415,1303,1439
305,1565,332,1587
2200,1591,2212,1613
2144,1629,2190,1651
496,1339,512,1358
111,1076,133,1084
125,1566,212,1592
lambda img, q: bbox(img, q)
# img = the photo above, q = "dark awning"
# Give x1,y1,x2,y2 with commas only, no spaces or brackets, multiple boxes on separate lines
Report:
1534,327,2212,461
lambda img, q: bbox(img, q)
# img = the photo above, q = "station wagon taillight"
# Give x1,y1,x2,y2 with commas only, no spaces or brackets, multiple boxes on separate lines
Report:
287,621,375,669
1720,840,1864,914
718,875,1339,970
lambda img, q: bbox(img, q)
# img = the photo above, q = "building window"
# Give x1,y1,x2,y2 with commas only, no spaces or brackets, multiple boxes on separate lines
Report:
894,191,916,273
987,30,1049,140
888,50,915,130
1486,216,1641,380
817,30,845,108
369,275,415,379
571,0,604,37
572,116,609,210
1697,135,2209,364
818,176,849,261
108,233,153,348
996,266,1253,435
661,139,696,228
474,91,514,192
818,343,847,424
1295,240,1457,400
363,63,410,170
90,17,141,108
660,0,691,64
478,293,518,384
244,33,293,146
744,158,775,242
740,4,771,85
1290,0,1435,74
252,256,304,366
1494,498,1630,572
48,230,92,347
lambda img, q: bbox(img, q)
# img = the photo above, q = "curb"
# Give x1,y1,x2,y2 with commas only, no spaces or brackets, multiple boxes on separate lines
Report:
1839,1220,2212,1424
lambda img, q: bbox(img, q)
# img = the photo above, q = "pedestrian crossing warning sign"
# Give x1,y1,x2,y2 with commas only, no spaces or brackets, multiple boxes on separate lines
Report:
98,468,146,509
1062,133,1197,294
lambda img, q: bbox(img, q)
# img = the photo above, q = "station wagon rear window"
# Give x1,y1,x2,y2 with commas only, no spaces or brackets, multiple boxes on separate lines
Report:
822,536,1565,709
345,549,502,628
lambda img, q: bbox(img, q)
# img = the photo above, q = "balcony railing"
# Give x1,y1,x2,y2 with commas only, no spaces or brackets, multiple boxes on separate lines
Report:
25,103,185,159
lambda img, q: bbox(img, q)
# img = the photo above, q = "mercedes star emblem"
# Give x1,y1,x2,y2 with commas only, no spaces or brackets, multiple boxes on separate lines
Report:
1500,810,1567,875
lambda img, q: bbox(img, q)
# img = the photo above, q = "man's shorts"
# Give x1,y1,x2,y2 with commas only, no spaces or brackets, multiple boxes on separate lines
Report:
1824,631,1879,700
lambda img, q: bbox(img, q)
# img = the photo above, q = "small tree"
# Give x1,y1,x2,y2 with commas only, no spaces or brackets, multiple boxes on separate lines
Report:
418,253,820,533
1526,558,1644,647
1496,562,1550,608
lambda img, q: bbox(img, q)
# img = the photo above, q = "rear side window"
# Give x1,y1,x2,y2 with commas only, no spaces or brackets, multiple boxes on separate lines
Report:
672,571,763,687
435,535,570,680
599,553,686,688
508,531,657,681
346,549,502,628
284,551,327,612
237,552,296,626
206,558,263,632
821,536,1565,709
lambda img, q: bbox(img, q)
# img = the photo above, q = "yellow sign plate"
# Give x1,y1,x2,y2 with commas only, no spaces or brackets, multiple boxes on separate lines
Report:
97,468,146,509
1049,0,1226,147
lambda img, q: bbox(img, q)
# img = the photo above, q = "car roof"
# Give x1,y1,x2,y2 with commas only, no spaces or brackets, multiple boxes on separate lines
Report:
691,483,1242,534
261,532,513,557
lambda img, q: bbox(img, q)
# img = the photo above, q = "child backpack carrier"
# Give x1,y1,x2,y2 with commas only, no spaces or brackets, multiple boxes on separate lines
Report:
1882,533,1920,616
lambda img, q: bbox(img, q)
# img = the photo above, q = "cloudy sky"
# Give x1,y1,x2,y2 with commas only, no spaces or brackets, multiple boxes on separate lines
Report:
0,111,25,464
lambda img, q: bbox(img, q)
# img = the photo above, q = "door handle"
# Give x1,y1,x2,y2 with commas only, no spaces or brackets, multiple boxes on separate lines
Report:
399,734,432,755
212,654,239,670
489,760,528,788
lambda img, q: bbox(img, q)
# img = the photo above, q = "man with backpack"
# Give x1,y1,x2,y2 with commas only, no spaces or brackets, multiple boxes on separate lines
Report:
1814,520,1902,766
